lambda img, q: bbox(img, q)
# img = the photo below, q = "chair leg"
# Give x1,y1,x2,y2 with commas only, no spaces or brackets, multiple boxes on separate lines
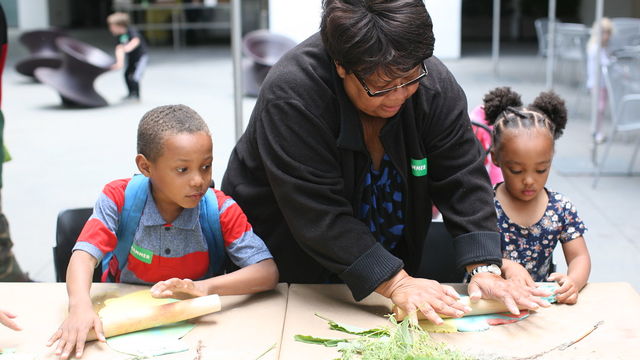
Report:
628,136,640,175
593,130,617,188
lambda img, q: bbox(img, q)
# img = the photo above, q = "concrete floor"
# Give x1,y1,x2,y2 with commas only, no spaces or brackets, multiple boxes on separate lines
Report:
2,29,639,291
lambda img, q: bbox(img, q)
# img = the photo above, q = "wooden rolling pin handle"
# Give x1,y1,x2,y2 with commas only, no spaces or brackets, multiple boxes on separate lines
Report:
87,294,221,341
394,296,526,321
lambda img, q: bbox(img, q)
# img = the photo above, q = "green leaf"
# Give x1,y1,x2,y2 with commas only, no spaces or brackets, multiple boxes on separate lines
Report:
293,334,350,347
315,313,389,337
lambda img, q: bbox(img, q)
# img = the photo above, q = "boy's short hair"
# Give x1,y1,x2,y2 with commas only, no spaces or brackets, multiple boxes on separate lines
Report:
107,12,130,27
137,104,210,161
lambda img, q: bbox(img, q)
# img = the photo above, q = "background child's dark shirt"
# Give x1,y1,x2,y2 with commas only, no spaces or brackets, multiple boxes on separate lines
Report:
116,26,147,63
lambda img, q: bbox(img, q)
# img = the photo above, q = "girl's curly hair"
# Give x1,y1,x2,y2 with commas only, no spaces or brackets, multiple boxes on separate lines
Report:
530,91,568,139
483,86,523,125
482,87,568,155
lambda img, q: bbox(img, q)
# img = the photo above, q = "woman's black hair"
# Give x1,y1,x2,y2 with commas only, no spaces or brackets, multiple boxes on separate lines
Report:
483,86,568,154
320,0,434,78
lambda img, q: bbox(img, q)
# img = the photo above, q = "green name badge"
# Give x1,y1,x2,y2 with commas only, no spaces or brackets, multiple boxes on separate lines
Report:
130,243,154,264
411,158,428,177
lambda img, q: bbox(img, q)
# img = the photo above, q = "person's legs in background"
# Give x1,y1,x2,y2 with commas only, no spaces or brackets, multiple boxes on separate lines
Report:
0,111,29,282
124,55,148,101
0,6,30,281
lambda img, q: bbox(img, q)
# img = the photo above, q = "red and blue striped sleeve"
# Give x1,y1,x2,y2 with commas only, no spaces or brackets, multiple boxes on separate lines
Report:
214,189,272,267
73,178,130,261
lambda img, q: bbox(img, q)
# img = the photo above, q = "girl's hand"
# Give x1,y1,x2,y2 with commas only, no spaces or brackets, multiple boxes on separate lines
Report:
0,309,21,331
501,259,536,287
47,302,105,360
548,272,579,304
468,273,552,315
151,278,208,299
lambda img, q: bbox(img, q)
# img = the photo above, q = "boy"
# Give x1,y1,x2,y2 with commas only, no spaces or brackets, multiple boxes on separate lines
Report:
107,12,148,102
47,105,278,360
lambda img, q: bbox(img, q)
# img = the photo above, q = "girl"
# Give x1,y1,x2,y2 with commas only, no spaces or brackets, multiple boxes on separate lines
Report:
484,87,591,304
586,17,613,144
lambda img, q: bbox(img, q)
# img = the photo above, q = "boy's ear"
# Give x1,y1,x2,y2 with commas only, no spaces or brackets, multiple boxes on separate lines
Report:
135,154,152,177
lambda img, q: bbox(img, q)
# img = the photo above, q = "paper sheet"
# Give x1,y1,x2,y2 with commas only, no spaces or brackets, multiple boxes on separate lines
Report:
99,290,195,357
421,283,559,333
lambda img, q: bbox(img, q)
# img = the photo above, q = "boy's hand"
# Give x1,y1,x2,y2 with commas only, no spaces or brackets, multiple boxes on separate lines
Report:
47,302,105,360
0,309,21,331
151,278,207,299
501,259,536,287
547,272,579,304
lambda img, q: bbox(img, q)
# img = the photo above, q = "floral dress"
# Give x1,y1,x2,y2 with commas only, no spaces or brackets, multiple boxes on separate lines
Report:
495,187,587,281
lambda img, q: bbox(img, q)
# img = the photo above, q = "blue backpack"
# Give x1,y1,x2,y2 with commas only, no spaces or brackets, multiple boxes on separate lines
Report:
101,175,225,282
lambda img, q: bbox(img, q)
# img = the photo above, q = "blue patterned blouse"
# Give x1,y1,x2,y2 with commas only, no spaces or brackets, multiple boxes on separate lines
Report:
358,154,405,252
495,186,587,281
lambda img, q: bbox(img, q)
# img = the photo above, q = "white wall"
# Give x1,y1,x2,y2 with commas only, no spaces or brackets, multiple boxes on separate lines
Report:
268,0,322,44
17,0,48,29
268,0,462,59
426,0,462,59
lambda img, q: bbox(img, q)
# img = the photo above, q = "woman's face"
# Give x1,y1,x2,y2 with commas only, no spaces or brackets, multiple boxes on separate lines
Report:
335,63,423,119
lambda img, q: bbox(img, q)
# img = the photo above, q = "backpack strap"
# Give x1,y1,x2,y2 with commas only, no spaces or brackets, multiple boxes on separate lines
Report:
199,188,225,276
102,174,149,282
102,175,225,281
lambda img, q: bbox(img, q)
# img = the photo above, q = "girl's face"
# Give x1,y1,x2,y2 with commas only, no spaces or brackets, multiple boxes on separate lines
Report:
492,128,554,203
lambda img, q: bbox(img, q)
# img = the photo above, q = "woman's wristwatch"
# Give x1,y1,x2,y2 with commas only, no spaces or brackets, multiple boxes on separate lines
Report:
470,264,502,277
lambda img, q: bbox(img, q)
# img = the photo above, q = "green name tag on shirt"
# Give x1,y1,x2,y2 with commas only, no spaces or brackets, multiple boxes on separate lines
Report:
411,158,428,177
130,243,153,264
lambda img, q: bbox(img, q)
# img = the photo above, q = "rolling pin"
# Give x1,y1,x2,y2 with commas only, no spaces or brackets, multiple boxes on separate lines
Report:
393,296,528,321
87,294,221,341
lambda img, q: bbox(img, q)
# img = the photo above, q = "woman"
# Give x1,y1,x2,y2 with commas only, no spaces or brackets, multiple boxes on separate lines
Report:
222,0,549,324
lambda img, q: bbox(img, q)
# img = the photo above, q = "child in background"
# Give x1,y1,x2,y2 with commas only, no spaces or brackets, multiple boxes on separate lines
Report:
483,87,591,305
107,12,148,102
47,105,278,360
0,308,20,331
586,17,613,144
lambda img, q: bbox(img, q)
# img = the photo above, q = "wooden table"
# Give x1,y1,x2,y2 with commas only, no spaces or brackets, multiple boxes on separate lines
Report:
0,282,287,359
1,282,638,359
279,283,640,360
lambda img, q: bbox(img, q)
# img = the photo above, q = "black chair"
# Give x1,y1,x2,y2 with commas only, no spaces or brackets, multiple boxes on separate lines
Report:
35,37,114,107
242,30,296,97
53,208,101,282
15,29,65,77
416,220,465,283
470,120,492,158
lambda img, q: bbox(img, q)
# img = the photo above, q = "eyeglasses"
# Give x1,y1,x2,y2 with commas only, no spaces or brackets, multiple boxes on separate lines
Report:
354,62,427,97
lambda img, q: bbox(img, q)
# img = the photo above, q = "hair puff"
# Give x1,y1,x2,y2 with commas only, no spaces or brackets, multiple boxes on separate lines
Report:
482,87,523,125
529,91,567,139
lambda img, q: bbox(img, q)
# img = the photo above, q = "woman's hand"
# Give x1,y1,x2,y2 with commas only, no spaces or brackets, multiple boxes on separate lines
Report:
468,273,552,315
0,309,21,331
151,278,208,299
501,259,536,287
377,270,471,325
547,272,579,304
47,301,105,360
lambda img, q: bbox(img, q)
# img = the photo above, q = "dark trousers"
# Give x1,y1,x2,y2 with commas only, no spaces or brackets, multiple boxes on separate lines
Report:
124,54,148,98
0,212,28,282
